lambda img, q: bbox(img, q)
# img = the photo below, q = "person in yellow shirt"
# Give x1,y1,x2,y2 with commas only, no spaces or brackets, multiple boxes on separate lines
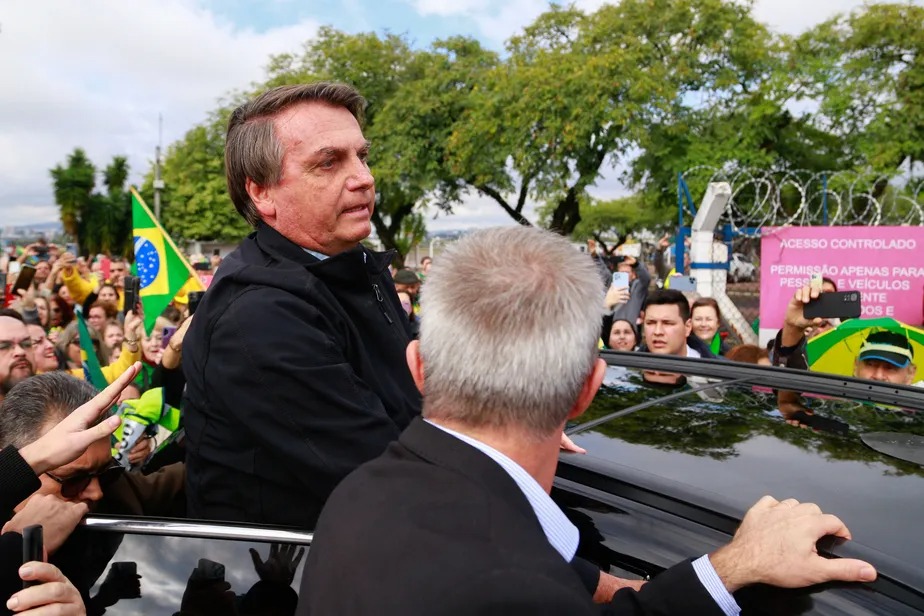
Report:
58,253,125,312
59,310,144,383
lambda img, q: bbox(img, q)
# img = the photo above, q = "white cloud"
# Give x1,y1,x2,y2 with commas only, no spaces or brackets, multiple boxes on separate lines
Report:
0,0,319,225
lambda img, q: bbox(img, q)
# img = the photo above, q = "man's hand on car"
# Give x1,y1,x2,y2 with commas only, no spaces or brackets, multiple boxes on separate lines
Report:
709,495,876,593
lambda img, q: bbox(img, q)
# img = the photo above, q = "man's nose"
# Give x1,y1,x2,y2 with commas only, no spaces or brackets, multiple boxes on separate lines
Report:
347,159,375,191
80,478,104,503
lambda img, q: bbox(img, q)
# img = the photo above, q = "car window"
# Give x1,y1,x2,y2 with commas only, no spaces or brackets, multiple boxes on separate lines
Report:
567,365,924,571
69,525,308,615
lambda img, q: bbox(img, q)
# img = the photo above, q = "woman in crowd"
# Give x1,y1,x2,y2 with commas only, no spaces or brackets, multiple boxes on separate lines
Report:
33,296,51,331
97,282,121,308
47,295,74,343
86,300,118,334
607,318,639,351
691,297,729,356
397,291,419,339
103,319,125,362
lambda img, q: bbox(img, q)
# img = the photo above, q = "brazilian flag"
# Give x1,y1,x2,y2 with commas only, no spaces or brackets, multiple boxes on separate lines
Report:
131,188,203,333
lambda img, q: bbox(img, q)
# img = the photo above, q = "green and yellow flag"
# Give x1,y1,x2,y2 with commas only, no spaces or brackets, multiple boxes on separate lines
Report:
131,188,203,333
76,306,108,391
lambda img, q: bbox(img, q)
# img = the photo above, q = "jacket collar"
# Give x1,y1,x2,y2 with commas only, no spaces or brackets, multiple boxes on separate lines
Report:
398,417,542,525
253,221,394,278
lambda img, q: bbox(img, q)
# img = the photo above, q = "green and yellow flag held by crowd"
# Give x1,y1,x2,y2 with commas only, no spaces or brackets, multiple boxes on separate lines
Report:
131,188,203,333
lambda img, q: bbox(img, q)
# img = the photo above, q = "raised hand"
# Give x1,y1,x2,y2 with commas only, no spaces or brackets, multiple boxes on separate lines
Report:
18,362,141,475
249,543,306,586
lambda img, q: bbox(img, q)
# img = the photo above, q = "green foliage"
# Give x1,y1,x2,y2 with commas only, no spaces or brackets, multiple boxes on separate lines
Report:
49,149,132,256
144,1,924,247
570,194,672,249
144,120,250,243
793,3,924,172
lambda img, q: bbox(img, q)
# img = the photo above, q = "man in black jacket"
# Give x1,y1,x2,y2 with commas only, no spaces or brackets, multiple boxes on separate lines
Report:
182,83,421,527
300,227,877,615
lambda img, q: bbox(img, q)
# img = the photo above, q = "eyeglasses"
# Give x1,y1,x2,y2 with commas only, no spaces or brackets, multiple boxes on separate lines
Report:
45,459,123,498
0,338,34,352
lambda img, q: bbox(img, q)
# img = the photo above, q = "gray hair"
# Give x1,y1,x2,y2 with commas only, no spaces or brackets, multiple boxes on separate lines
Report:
419,227,604,438
225,82,367,227
0,372,98,449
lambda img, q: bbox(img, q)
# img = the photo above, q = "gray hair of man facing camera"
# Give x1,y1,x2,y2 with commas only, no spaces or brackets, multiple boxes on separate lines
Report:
418,226,604,440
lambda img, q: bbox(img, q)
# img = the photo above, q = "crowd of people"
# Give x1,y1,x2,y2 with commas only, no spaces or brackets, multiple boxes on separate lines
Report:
0,81,900,614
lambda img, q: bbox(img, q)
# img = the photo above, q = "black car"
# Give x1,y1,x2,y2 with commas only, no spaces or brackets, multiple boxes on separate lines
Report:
77,352,923,614
557,351,924,615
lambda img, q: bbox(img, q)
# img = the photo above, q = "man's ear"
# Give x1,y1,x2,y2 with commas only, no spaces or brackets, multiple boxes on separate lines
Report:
567,358,606,421
684,318,693,337
406,340,425,394
246,178,275,222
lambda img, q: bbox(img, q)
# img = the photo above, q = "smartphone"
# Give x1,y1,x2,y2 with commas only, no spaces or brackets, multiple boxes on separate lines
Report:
810,273,823,292
610,271,629,288
123,275,140,314
22,525,43,588
162,325,178,349
101,256,111,281
65,242,79,255
12,265,36,295
668,275,697,292
188,291,204,316
803,291,862,320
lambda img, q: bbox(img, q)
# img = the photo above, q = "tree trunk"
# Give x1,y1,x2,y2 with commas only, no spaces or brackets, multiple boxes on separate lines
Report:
548,186,581,235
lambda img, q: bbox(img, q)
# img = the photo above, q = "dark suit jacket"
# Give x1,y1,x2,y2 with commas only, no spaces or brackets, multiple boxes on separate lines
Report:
298,418,726,615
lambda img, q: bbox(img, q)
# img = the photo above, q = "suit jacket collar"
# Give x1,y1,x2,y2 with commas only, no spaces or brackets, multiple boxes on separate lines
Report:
399,417,544,530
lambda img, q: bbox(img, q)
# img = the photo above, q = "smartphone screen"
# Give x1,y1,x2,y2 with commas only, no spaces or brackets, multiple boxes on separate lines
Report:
611,271,629,288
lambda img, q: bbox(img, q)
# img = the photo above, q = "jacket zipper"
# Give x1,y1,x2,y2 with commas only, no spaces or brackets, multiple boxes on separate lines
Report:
372,283,394,324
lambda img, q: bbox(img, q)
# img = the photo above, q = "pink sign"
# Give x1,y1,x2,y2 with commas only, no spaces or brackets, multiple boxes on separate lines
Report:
759,226,924,335
197,273,214,289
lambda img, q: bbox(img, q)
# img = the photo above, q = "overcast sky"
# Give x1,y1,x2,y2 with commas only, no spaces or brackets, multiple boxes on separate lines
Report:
1,0,916,231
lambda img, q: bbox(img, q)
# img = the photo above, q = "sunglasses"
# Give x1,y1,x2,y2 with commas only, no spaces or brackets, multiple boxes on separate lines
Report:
45,459,123,498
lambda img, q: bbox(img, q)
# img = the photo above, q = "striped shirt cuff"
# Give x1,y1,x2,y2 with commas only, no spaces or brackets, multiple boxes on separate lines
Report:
692,555,741,616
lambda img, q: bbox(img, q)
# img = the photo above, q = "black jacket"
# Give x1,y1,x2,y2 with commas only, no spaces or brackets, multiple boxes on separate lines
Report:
299,418,725,616
182,223,421,527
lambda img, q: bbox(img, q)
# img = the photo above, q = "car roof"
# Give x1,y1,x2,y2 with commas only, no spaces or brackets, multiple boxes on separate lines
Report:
565,353,924,576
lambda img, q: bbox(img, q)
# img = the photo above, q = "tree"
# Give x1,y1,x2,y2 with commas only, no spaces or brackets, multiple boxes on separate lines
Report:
793,3,924,173
145,120,251,243
50,150,133,256
50,148,96,243
570,194,672,253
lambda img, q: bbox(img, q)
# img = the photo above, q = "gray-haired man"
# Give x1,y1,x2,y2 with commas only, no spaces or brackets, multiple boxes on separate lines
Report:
301,226,877,615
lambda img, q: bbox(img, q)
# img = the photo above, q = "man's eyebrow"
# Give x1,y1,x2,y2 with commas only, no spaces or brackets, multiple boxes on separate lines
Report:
312,141,372,157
